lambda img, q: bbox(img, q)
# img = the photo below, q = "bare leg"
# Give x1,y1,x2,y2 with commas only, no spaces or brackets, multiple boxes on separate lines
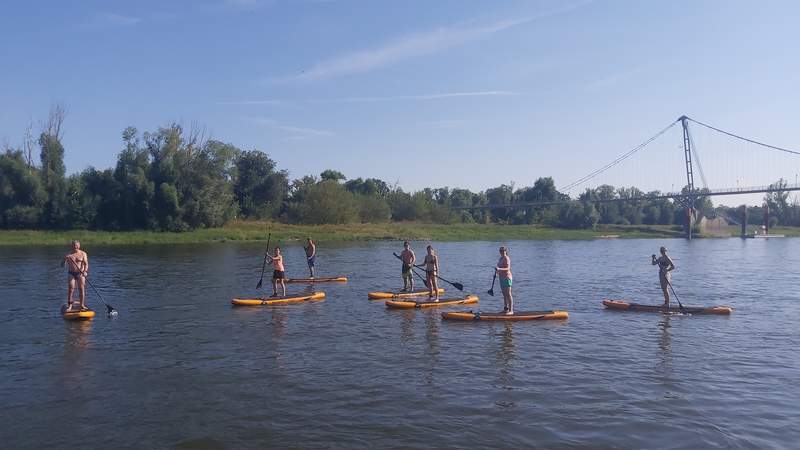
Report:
309,263,314,278
502,285,514,315
660,278,670,306
272,279,278,297
280,279,286,297
66,277,76,310
431,276,439,301
78,276,86,309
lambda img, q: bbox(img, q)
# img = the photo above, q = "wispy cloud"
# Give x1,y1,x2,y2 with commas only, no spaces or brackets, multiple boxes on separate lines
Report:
275,1,593,82
251,118,334,137
280,19,529,82
220,90,518,105
81,13,141,30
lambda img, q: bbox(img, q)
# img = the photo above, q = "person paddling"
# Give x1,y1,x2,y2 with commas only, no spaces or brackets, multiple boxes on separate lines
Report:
652,246,675,306
423,245,440,301
496,246,514,315
399,241,416,291
304,238,316,278
268,246,287,297
61,240,89,311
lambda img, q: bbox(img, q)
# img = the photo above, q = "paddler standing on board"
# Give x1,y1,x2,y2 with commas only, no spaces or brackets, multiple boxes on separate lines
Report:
496,246,514,315
268,246,287,297
423,245,440,302
61,240,89,311
399,241,416,291
652,246,675,306
304,238,316,278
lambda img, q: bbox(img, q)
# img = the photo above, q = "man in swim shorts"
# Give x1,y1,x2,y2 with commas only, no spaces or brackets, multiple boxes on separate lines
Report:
305,238,316,278
400,241,416,291
61,240,89,311
268,246,287,297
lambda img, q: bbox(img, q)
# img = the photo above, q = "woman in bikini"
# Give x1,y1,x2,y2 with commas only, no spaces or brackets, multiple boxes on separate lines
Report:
423,245,440,302
268,246,287,297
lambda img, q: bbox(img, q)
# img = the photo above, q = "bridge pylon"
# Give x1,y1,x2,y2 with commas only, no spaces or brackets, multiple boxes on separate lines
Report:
680,116,697,239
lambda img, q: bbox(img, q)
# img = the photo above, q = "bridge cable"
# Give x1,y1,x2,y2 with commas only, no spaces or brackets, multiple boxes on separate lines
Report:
686,117,800,156
559,119,680,193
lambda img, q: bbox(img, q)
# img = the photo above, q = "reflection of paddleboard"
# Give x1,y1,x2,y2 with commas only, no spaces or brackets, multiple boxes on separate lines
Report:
442,310,569,321
231,292,326,306
368,288,445,299
602,299,732,315
285,277,347,283
385,295,478,309
61,304,95,321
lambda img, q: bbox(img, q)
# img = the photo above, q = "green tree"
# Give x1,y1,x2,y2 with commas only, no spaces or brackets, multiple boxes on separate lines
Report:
0,149,45,228
320,169,346,183
234,150,289,219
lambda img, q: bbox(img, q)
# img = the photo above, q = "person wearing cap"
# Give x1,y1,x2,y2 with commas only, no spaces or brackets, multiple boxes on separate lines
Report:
304,238,316,278
652,246,675,306
496,246,513,315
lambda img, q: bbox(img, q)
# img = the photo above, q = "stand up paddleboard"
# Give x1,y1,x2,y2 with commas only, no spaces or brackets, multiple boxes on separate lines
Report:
385,295,478,309
232,292,326,306
61,304,95,321
602,299,732,315
368,288,445,300
442,310,569,321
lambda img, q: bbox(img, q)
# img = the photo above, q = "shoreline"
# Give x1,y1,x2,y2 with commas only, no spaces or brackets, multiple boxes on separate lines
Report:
1,221,797,246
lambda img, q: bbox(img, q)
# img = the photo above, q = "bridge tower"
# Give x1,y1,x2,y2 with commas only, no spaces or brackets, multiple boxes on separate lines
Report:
680,116,697,239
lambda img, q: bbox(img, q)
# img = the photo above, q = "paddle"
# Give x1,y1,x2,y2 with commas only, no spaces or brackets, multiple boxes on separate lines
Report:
666,279,685,310
413,263,464,291
393,253,429,288
85,276,118,317
255,232,272,289
487,271,497,297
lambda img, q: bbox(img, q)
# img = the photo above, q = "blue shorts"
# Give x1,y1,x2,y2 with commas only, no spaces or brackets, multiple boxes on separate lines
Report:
307,256,315,267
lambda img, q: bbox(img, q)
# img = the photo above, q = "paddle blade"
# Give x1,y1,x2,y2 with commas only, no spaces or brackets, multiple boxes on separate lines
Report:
487,289,494,297
453,282,464,291
256,279,263,289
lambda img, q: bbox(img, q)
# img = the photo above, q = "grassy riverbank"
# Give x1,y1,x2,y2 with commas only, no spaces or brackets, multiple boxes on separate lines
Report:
5,221,798,246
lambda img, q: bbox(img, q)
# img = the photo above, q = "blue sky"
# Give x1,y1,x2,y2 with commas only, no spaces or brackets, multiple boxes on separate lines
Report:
1,0,799,201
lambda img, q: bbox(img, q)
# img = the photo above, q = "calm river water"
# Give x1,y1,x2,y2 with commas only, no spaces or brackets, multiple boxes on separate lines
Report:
1,238,798,449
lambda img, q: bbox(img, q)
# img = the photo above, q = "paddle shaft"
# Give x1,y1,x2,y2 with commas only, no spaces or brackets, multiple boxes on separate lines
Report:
666,278,684,309
84,276,116,314
393,253,429,288
256,233,272,289
487,271,497,296
413,263,463,291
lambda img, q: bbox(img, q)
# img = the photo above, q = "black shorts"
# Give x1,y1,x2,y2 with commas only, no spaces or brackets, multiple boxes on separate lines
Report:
272,270,285,280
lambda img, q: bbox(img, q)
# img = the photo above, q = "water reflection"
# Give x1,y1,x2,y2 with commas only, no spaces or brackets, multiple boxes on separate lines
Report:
423,312,440,386
62,320,92,385
496,323,515,387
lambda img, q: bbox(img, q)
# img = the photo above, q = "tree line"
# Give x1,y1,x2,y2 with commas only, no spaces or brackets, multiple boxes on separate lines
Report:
2,111,798,231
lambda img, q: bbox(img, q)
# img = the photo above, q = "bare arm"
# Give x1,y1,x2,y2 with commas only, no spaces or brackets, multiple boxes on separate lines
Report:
666,256,675,272
82,253,89,275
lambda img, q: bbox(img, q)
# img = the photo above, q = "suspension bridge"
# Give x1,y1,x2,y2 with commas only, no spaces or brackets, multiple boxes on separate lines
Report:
458,115,800,239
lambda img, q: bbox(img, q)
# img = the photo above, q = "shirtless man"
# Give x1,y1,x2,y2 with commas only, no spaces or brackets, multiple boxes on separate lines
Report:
61,240,89,311
304,238,316,278
399,241,416,291
652,246,675,306
268,246,287,297
496,246,514,315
